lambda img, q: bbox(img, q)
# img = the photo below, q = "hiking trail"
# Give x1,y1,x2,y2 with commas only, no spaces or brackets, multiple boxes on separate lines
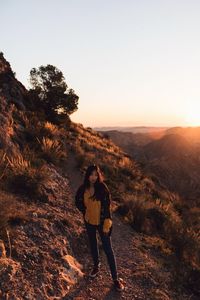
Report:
63,150,191,300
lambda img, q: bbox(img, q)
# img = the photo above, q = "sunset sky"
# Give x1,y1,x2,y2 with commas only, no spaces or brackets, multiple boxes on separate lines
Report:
1,0,200,127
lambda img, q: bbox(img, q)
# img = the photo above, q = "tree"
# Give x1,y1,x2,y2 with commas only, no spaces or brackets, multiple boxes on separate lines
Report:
29,65,79,124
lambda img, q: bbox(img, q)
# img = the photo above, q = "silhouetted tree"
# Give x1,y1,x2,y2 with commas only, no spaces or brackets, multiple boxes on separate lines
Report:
29,65,78,124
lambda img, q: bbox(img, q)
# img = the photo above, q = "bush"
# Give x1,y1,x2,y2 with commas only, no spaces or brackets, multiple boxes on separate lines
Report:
41,121,60,138
116,203,130,216
36,137,67,164
131,202,147,232
168,224,200,267
0,192,28,240
116,196,147,232
145,207,167,234
4,153,48,199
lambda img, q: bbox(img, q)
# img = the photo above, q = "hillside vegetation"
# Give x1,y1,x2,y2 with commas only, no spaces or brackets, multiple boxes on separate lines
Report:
0,52,199,299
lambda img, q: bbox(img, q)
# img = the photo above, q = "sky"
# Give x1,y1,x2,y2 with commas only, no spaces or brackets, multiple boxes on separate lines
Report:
1,0,200,127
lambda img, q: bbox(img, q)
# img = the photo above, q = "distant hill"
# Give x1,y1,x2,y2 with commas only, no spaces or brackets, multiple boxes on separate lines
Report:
165,126,200,144
143,133,193,159
103,128,200,203
98,129,167,160
93,126,169,133
142,133,200,201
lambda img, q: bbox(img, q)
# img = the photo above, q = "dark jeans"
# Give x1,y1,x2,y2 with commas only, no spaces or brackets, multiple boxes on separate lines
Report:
84,220,118,280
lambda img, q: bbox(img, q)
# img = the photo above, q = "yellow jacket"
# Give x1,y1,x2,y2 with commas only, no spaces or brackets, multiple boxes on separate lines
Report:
84,189,112,233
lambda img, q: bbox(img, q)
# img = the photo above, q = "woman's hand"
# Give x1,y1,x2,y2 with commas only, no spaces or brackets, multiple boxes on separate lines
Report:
103,218,112,234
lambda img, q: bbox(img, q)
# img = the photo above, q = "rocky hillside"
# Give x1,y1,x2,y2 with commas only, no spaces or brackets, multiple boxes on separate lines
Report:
0,52,26,110
0,53,199,299
103,128,200,202
142,134,200,200
100,129,166,160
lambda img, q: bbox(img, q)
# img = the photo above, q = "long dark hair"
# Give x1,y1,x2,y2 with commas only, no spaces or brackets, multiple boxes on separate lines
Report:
83,164,105,200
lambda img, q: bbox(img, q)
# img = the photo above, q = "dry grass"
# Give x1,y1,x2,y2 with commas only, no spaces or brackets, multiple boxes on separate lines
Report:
36,137,67,164
68,122,145,198
0,150,9,181
168,224,200,269
0,100,16,150
65,122,200,277
6,152,31,170
44,121,59,134
0,192,28,252
2,152,48,200
13,110,68,167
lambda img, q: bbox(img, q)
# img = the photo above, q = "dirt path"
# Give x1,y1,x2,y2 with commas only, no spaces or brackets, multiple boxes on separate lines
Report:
63,150,193,300
64,149,83,195
66,213,147,300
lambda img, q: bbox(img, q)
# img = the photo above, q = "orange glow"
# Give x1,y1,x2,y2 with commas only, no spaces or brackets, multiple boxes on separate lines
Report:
185,104,200,126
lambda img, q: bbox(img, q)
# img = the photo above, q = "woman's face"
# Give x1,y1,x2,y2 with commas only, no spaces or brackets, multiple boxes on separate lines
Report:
89,170,98,184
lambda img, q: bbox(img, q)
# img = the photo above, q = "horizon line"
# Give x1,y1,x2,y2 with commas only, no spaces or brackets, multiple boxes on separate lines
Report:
89,125,200,128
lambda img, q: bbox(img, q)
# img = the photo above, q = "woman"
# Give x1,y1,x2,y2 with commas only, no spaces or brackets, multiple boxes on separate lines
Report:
75,164,125,291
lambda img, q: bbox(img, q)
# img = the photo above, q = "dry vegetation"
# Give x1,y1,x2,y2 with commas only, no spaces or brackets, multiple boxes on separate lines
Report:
0,105,68,237
62,122,200,296
0,64,199,296
0,104,199,296
0,191,28,261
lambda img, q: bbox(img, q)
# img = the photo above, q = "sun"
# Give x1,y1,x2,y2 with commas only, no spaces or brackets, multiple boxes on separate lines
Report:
184,105,200,126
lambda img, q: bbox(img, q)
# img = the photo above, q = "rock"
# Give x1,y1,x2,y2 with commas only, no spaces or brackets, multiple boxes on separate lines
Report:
60,255,84,285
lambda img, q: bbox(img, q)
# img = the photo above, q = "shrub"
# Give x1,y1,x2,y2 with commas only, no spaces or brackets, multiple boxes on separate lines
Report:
4,153,48,199
0,192,28,242
116,195,147,232
130,199,147,232
144,207,167,235
116,203,130,216
43,121,60,137
169,224,200,267
36,137,67,164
